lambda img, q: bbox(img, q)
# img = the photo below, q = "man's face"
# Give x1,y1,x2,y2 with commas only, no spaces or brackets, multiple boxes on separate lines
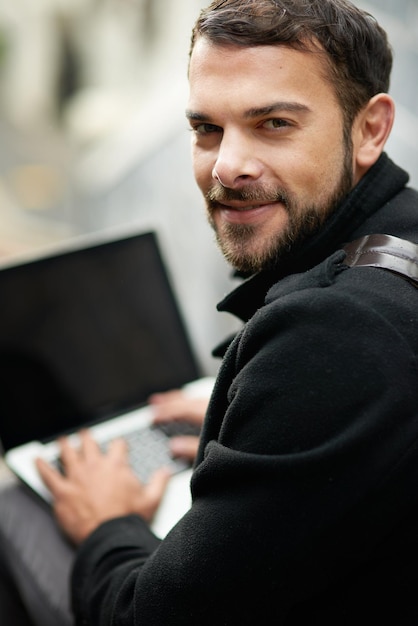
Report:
187,37,356,273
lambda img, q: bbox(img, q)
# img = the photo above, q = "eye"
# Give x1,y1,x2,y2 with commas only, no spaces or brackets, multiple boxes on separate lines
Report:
191,123,222,136
262,118,291,130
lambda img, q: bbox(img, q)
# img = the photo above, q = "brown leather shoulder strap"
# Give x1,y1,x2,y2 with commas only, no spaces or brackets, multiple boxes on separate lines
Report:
343,234,418,287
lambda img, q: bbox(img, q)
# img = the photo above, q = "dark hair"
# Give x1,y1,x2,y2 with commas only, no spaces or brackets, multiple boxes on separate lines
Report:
190,0,392,127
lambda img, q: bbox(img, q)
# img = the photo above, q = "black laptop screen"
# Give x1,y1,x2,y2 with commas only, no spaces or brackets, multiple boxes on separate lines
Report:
0,231,200,451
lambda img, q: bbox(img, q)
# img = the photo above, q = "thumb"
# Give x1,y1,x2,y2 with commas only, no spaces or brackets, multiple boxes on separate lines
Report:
142,467,172,520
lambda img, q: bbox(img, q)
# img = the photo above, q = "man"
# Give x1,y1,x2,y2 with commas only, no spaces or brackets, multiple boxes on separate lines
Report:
2,0,418,623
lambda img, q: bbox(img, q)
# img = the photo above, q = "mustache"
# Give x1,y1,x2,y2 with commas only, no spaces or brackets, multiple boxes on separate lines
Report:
206,184,289,207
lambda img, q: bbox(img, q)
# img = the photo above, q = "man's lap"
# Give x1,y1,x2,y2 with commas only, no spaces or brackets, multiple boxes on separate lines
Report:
0,476,75,626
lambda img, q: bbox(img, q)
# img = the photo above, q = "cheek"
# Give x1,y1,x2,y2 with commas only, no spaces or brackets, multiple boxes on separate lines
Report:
287,136,344,196
192,150,215,193
272,151,320,199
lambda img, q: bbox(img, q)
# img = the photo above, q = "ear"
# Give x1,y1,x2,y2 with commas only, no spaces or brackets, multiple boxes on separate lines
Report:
353,93,395,181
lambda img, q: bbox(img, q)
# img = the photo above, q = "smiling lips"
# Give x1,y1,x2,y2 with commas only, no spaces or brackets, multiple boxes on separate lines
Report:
217,201,283,225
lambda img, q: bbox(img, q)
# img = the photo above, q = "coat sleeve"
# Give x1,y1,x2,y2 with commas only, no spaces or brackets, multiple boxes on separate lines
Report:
71,265,418,625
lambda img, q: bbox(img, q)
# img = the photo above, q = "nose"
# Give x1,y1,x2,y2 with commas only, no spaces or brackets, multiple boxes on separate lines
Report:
212,130,263,188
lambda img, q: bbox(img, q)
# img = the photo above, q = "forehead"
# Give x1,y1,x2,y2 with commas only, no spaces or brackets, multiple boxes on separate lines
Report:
188,37,339,115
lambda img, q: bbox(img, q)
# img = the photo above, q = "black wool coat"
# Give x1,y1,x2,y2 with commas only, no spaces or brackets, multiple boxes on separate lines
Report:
72,154,418,625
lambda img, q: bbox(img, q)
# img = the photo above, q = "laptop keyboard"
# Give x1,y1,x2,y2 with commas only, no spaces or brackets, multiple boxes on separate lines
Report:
123,422,201,483
53,421,201,484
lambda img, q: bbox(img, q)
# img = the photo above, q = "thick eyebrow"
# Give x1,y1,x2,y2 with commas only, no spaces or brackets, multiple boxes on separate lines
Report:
243,101,311,118
185,110,211,122
185,101,311,122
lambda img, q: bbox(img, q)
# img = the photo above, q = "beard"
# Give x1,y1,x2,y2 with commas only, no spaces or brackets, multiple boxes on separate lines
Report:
205,147,354,274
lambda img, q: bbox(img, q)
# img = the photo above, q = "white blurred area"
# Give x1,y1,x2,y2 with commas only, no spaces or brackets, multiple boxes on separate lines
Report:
0,0,417,376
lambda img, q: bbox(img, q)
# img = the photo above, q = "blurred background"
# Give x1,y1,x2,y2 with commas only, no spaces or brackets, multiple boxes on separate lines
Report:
0,0,417,376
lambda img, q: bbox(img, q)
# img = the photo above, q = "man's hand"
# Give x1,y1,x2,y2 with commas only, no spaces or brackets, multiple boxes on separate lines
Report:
149,390,208,462
36,430,171,546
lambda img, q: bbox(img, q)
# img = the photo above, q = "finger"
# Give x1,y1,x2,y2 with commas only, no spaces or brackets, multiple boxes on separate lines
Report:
144,467,172,517
107,437,129,462
150,395,186,421
79,429,101,459
169,436,200,461
152,400,185,423
180,398,208,425
152,397,206,425
59,436,81,467
35,457,67,495
148,390,182,405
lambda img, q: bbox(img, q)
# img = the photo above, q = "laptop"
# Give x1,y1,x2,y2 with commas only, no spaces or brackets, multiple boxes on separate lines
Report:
0,229,213,537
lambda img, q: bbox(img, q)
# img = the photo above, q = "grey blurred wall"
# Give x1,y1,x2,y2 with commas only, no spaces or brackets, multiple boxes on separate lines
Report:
357,0,418,186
